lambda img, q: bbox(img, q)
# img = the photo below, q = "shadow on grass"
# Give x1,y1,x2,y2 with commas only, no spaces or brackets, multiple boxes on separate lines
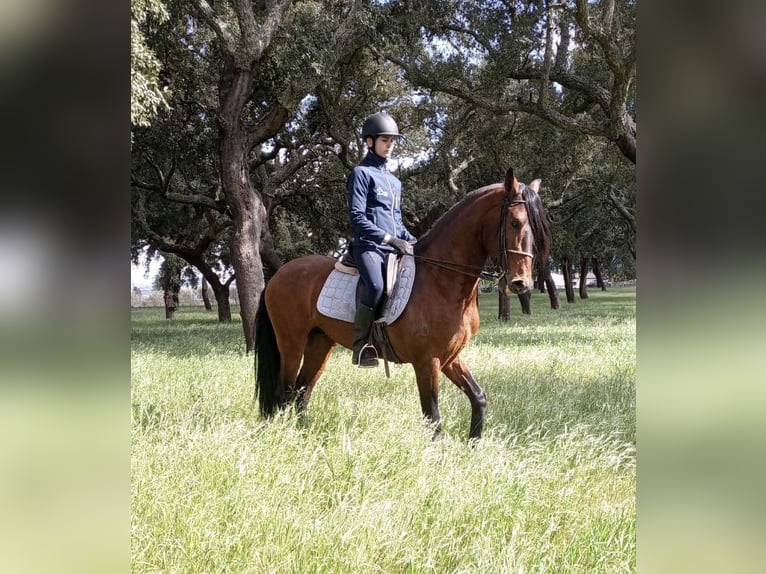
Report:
131,307,245,357
131,289,635,358
473,288,635,348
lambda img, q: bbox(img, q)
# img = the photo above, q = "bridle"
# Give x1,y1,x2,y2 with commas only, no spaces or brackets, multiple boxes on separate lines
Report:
413,191,534,283
497,193,534,285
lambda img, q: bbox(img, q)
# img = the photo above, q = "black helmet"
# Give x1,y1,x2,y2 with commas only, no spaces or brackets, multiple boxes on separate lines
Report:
361,112,400,138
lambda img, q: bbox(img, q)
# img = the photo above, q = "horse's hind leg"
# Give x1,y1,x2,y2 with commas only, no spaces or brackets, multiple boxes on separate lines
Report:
442,357,487,440
294,330,336,415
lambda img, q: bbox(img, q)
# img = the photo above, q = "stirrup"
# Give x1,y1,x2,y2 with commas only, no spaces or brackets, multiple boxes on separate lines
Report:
357,343,379,368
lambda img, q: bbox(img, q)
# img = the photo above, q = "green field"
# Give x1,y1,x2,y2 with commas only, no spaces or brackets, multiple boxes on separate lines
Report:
132,289,635,573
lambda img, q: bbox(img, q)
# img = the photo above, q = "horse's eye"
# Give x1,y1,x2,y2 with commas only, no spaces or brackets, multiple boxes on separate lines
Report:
511,219,521,230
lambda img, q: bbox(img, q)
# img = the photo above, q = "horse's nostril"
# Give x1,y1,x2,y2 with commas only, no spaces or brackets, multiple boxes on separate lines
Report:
510,280,527,293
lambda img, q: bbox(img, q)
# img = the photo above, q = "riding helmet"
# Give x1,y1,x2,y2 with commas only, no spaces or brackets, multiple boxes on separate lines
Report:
361,112,400,138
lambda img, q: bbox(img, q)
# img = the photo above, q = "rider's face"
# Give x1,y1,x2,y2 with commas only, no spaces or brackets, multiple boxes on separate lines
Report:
370,135,396,158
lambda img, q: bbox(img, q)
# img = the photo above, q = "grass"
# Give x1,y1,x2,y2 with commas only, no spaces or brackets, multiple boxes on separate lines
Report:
132,288,635,573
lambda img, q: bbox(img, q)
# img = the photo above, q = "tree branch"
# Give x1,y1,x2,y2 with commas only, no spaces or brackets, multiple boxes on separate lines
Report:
190,0,237,55
380,48,608,137
442,25,492,54
553,8,571,74
443,153,473,195
607,187,636,232
271,148,315,189
164,190,227,212
131,176,161,192
143,153,169,192
251,0,292,61
540,1,556,108
246,102,291,149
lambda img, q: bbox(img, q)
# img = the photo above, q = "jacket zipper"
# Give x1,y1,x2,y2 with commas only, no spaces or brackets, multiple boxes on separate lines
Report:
381,167,397,238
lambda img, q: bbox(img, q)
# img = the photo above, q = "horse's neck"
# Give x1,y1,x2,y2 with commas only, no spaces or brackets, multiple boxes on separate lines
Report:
422,234,487,271
418,192,498,298
421,192,497,269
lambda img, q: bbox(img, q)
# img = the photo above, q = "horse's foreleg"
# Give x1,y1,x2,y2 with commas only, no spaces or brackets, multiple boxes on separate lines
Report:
413,358,442,439
442,358,487,441
294,330,336,416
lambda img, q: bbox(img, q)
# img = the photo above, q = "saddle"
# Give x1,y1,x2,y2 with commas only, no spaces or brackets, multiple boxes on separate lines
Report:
334,249,402,299
318,249,417,376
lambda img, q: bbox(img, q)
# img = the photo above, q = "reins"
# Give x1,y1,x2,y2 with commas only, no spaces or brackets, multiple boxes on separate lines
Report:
411,254,488,279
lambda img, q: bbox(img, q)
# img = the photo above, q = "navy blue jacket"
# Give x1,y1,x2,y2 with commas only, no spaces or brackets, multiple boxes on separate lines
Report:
347,151,416,253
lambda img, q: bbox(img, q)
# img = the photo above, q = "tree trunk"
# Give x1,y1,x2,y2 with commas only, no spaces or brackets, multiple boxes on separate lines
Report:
539,265,561,309
163,285,180,319
537,267,546,293
182,255,233,322
518,291,531,315
219,66,261,349
201,277,212,310
497,277,510,321
260,195,283,277
592,257,607,290
217,59,288,351
228,204,266,350
205,276,232,322
216,65,266,352
214,287,232,322
563,258,576,303
617,126,637,165
544,275,560,309
579,256,590,299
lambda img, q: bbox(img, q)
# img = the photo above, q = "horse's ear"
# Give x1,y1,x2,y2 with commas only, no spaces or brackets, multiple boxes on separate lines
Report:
504,167,519,194
528,179,541,193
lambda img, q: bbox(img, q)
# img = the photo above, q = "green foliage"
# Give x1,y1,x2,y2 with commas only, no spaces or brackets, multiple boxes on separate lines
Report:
131,0,233,277
131,0,169,128
132,289,635,572
152,253,199,292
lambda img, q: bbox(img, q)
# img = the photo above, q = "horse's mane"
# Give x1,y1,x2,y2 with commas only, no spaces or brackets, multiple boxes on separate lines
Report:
414,182,551,262
522,184,552,262
414,184,502,254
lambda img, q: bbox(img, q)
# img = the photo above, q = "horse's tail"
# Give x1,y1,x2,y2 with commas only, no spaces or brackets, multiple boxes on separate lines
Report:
254,290,285,416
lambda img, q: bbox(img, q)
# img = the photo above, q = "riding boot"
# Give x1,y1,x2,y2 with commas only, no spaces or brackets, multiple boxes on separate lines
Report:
351,304,379,368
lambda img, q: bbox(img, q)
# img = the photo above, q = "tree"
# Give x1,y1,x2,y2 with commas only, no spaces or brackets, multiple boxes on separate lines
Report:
200,277,213,310
578,255,590,299
132,285,143,306
131,157,237,322
184,0,380,350
380,0,636,163
131,0,170,128
153,254,193,318
536,259,561,309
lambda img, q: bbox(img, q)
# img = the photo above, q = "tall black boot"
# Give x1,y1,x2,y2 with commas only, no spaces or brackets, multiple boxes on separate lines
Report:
351,304,379,368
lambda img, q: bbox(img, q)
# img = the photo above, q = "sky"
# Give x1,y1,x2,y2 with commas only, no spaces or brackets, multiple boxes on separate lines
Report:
131,252,162,290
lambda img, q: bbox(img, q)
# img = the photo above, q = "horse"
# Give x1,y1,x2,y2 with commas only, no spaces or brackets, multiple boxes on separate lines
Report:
254,167,551,441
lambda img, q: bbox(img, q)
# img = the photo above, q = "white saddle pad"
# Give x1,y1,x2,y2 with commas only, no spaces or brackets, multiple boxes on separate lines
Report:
317,256,416,324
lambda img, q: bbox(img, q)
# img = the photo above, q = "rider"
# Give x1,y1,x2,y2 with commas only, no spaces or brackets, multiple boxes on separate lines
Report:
347,111,417,367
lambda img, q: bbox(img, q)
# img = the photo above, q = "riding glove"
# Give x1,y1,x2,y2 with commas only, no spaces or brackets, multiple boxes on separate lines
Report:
387,237,414,256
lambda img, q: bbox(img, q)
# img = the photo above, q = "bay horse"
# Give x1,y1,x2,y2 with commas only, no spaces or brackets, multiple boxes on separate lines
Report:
254,167,551,440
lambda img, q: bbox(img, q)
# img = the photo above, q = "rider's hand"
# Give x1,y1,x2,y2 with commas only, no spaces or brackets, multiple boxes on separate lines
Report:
387,237,414,256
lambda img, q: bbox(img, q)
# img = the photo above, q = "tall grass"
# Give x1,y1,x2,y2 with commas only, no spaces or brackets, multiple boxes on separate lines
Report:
132,289,635,573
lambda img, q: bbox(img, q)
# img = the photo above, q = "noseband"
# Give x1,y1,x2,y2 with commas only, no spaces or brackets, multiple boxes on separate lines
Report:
498,193,534,283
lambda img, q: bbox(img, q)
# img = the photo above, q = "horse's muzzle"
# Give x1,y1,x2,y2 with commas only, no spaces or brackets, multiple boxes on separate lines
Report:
507,279,530,295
